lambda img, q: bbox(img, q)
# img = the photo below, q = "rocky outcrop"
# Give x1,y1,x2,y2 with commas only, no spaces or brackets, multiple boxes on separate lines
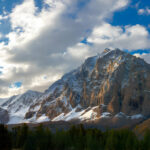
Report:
0,90,42,124
0,107,9,124
1,48,150,125
25,49,150,122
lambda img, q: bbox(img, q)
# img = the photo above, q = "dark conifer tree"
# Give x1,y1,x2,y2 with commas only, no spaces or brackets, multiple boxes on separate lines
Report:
0,124,11,150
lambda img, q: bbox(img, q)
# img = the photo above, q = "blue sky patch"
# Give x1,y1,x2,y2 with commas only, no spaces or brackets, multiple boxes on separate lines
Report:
124,49,150,55
34,0,43,12
0,0,23,14
80,38,93,46
0,66,3,75
77,0,90,10
110,0,150,29
10,82,22,88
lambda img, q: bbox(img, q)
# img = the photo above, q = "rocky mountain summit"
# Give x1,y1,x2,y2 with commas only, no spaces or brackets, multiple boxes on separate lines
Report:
0,48,150,125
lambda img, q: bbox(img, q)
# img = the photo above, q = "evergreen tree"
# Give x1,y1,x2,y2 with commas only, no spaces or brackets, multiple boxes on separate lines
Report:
142,129,150,150
23,130,36,150
0,124,12,150
16,124,29,148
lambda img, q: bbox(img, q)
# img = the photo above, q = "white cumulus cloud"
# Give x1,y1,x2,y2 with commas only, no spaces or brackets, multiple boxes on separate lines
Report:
87,23,150,51
0,0,150,97
138,7,150,15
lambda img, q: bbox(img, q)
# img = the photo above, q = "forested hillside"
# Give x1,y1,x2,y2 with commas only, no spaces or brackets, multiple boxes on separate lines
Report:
0,124,150,150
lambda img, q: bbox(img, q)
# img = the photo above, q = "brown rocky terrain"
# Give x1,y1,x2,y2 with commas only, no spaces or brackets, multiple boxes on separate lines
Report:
1,48,150,127
134,118,150,136
25,49,150,123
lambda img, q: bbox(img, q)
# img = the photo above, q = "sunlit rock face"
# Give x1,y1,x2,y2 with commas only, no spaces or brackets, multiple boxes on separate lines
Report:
25,48,150,122
1,48,150,124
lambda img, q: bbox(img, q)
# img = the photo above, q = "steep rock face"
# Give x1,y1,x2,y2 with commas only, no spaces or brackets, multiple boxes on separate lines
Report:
26,49,150,121
0,107,9,124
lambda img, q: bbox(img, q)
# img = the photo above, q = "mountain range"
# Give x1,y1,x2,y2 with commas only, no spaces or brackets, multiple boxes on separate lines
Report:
0,48,150,130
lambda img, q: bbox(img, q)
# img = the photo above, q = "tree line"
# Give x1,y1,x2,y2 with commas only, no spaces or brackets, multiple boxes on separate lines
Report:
0,123,150,150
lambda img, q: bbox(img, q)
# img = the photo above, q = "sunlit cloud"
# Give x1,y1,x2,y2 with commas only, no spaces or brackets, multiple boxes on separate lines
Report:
0,0,150,97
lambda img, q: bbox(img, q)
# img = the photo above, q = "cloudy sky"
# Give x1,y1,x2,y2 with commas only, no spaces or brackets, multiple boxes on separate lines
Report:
0,0,150,97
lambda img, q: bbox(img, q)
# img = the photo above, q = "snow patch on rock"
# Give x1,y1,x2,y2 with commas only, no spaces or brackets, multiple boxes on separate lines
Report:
36,114,50,123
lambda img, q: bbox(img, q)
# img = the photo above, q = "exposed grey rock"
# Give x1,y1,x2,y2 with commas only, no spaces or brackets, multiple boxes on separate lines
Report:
0,107,9,124
1,49,150,125
26,49,150,121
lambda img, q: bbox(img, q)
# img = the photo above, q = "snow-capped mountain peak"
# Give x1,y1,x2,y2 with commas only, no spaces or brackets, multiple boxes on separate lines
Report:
0,48,150,125
24,49,150,123
1,90,42,124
